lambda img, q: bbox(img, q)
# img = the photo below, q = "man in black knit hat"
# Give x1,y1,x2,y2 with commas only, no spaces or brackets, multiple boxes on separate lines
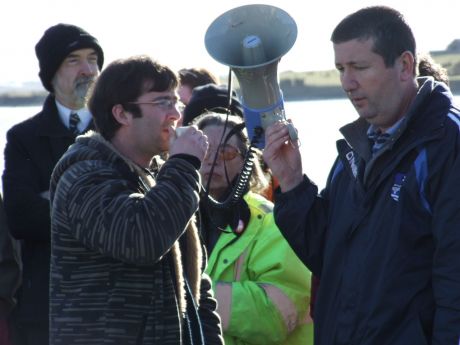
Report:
2,23,104,345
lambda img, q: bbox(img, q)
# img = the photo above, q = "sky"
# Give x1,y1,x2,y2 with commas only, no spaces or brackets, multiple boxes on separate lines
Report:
2,0,460,87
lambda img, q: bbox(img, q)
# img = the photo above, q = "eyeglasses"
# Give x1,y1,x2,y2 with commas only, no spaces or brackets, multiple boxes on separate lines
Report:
127,98,185,112
206,144,244,161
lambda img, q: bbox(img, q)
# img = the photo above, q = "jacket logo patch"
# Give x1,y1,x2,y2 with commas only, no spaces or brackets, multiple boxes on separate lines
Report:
391,173,406,202
345,151,358,178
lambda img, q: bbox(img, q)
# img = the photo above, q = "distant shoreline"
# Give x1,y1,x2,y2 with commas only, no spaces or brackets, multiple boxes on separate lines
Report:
0,93,47,107
0,86,351,107
1,68,459,107
1,86,459,107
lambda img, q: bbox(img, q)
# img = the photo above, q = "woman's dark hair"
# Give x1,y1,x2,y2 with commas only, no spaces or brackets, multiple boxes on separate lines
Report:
88,55,178,140
417,53,449,85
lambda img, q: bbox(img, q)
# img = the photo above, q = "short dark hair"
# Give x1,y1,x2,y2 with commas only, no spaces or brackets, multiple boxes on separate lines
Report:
88,55,178,140
331,6,416,69
178,68,219,89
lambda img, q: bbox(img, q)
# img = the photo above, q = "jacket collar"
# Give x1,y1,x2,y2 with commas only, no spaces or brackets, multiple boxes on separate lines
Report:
37,94,94,137
336,78,454,187
339,77,452,161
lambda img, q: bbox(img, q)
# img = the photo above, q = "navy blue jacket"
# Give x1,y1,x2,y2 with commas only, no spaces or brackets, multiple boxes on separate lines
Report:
274,79,460,345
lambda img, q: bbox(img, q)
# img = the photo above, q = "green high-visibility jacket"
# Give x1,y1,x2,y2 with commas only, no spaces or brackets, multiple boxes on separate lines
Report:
206,192,314,345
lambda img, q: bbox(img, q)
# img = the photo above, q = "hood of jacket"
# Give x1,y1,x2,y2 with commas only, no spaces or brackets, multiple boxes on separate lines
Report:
50,130,158,196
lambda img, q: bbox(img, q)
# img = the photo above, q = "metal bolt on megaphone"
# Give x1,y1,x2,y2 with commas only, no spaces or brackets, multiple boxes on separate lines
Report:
261,108,298,144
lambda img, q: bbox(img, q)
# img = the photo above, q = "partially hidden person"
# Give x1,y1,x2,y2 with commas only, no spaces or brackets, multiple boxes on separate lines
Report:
194,112,314,345
2,23,103,345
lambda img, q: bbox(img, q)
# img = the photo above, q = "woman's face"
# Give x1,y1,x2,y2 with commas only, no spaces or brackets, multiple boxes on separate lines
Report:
200,125,244,199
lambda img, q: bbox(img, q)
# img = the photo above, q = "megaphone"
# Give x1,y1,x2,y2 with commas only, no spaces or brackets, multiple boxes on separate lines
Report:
205,4,298,148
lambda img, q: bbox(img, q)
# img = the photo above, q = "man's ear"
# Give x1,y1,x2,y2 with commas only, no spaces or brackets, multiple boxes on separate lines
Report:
398,51,416,81
112,104,131,125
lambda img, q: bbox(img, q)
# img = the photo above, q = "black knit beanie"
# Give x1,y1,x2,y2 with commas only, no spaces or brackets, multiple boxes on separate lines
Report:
35,23,104,92
183,84,244,125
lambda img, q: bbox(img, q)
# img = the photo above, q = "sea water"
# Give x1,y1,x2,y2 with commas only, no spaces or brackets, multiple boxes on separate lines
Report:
0,96,458,192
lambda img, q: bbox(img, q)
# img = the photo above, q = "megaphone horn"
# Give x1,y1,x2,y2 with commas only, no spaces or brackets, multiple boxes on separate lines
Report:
205,4,298,148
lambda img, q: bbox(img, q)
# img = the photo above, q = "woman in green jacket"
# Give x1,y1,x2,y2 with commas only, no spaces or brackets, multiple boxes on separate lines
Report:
193,112,313,345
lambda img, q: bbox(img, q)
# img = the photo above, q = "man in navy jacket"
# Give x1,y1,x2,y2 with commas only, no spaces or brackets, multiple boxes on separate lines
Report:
264,6,460,345
2,23,103,345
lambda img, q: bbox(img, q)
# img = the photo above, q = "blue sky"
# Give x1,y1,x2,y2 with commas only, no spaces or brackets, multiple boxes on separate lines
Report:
2,0,459,86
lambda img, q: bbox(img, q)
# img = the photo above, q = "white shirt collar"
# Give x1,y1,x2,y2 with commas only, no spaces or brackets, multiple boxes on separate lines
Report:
55,100,92,132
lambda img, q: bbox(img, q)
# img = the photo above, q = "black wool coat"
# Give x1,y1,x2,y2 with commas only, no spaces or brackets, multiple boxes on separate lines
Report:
2,95,90,326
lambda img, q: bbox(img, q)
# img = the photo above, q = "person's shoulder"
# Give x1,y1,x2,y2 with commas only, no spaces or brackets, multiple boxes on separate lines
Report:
430,103,460,141
52,139,117,188
245,192,274,214
244,193,286,244
445,104,460,124
7,108,45,135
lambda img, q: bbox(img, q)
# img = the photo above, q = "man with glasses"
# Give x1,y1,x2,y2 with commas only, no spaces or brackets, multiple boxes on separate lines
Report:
48,55,223,345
